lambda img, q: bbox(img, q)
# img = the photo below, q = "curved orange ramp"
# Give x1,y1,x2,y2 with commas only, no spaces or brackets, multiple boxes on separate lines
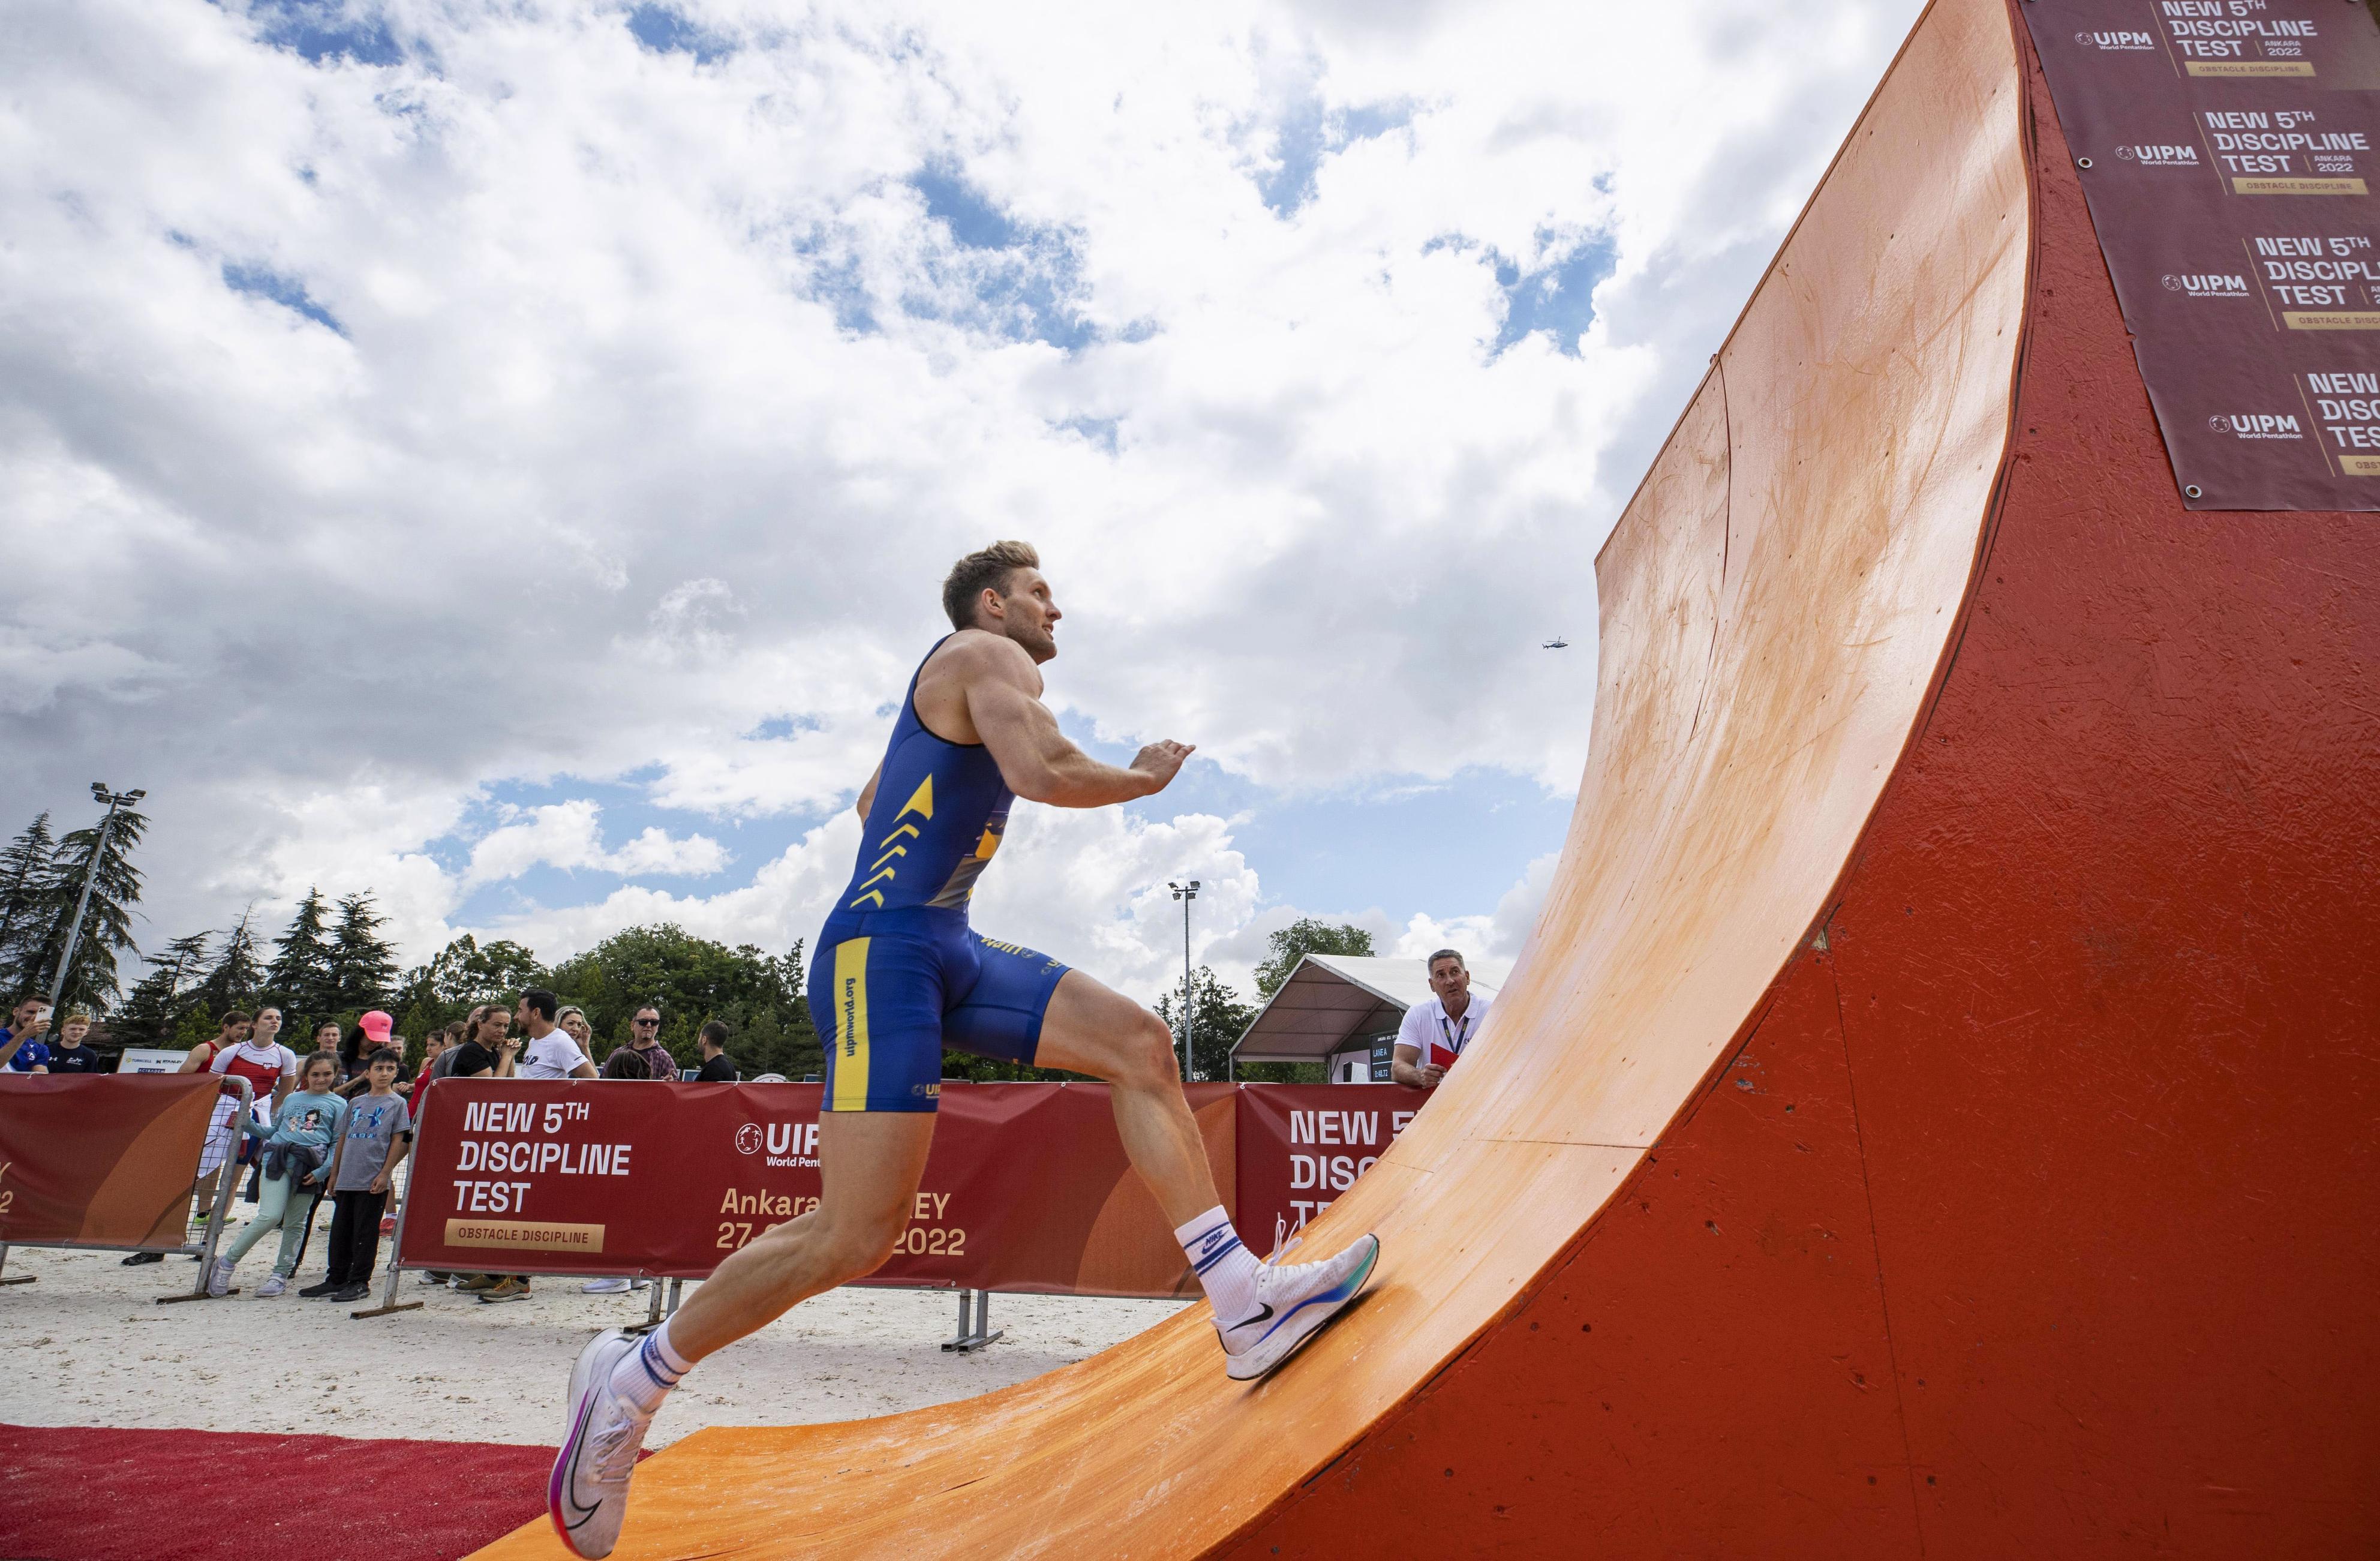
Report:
476,0,2380,1553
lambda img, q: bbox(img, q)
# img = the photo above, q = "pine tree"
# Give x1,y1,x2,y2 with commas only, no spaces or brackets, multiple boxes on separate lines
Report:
326,893,398,1011
266,888,337,1016
25,800,149,1011
174,999,218,1048
189,908,265,1019
113,931,214,1046
0,813,58,997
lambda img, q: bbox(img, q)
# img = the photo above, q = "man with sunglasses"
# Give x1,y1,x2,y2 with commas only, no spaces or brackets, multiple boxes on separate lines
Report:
612,1005,677,1082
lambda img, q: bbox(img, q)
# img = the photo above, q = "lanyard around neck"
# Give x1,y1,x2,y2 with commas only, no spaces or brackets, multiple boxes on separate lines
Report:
1437,1004,1471,1053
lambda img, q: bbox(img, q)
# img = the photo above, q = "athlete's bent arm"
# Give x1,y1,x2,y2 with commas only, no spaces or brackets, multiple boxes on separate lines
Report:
966,646,1191,807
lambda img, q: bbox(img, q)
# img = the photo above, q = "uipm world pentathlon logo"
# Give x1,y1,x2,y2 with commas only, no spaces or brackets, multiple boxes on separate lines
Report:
735,1123,763,1155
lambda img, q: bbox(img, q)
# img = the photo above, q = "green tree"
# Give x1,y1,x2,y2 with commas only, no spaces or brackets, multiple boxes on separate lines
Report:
326,893,398,1011
0,813,58,995
266,888,338,1017
1252,918,1376,998
173,999,218,1048
24,799,149,1011
1155,965,1258,1081
398,933,545,1008
113,930,214,1046
188,908,265,1019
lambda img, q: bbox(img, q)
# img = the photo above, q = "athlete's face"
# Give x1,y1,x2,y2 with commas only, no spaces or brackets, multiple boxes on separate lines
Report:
987,568,1062,664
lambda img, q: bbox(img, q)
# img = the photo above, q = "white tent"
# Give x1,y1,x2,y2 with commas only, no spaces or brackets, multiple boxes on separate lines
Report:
1228,953,1499,1068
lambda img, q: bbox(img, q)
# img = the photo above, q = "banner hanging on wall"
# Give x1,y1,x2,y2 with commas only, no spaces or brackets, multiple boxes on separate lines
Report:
2023,0,2380,509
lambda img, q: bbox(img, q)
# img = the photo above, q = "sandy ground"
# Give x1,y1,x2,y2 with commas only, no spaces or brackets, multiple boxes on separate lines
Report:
0,1240,1188,1449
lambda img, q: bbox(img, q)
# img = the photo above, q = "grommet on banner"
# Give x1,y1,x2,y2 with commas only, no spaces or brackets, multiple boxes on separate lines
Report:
2184,485,2202,499
2075,157,2092,169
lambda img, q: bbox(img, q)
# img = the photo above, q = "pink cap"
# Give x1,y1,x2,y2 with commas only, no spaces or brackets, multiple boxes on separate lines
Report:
359,1010,394,1041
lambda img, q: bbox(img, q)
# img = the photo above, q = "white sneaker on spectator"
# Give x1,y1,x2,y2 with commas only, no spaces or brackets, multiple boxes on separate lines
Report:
1215,1233,1381,1382
206,1257,233,1298
549,1329,651,1559
258,1274,288,1298
581,1277,632,1294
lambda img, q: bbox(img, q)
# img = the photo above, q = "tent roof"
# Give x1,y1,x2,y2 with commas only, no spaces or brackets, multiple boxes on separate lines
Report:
1229,954,1500,1064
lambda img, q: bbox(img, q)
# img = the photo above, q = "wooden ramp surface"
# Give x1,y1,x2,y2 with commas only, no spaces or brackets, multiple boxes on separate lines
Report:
477,0,2380,1553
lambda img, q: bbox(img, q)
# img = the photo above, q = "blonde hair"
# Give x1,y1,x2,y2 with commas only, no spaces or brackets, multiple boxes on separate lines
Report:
941,541,1040,630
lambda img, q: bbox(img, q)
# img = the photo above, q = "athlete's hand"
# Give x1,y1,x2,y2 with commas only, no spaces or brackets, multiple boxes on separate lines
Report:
1129,739,1195,792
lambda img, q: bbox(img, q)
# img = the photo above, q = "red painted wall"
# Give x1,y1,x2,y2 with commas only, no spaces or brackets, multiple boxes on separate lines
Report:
1216,14,2380,1557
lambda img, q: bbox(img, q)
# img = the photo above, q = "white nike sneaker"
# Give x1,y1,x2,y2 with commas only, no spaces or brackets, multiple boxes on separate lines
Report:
1216,1233,1381,1382
206,1256,233,1297
549,1329,652,1559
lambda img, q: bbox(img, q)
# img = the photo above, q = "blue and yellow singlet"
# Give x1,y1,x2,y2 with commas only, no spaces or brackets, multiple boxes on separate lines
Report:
836,638,1011,915
807,637,1071,1113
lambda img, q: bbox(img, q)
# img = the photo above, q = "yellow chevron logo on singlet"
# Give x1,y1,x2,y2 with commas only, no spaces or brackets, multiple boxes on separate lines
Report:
849,775,937,909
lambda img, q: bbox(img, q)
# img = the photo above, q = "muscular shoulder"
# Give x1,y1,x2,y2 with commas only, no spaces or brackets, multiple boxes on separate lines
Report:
928,630,1042,695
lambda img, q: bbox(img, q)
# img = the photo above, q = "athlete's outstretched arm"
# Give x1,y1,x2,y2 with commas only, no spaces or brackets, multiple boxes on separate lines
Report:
966,643,1192,807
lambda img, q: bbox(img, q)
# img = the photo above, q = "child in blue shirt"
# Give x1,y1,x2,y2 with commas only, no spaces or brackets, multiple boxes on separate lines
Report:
208,1052,347,1298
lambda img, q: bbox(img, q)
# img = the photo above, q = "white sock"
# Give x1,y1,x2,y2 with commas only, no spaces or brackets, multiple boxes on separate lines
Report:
1176,1206,1261,1325
608,1319,692,1416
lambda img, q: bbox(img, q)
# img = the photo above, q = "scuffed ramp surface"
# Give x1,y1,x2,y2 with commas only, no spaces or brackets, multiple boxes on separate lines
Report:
474,0,2030,1554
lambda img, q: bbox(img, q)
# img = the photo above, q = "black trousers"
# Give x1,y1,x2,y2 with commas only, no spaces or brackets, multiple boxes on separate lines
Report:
326,1188,387,1286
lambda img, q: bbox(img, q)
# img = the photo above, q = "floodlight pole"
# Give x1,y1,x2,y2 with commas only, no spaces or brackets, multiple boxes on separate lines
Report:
1168,880,1200,1082
48,783,146,1015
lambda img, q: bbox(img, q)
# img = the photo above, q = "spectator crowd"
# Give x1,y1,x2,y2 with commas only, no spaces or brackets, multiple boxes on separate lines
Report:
0,987,749,1310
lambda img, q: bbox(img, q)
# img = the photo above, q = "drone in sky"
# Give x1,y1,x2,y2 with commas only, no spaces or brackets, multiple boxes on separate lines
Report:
1541,635,1569,650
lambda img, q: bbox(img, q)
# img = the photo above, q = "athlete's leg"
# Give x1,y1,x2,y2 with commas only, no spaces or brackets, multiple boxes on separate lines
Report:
661,1111,935,1361
999,957,1380,1382
551,1113,934,1560
1033,970,1220,1228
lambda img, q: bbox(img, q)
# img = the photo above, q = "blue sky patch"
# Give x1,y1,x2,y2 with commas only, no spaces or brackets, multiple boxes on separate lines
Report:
625,4,735,65
221,261,346,335
1260,97,1417,218
1055,415,1121,453
1492,233,1615,356
250,1,403,67
1064,718,1571,926
901,164,1096,351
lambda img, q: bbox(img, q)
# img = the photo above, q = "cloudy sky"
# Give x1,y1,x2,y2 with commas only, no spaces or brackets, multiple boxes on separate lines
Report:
1,0,1923,1005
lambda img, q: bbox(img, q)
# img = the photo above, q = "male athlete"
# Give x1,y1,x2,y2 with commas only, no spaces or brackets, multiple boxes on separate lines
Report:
549,541,1380,1557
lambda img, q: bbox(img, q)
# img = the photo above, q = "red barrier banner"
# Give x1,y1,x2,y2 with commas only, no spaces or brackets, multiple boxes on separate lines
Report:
0,1075,223,1248
1233,1084,1430,1257
401,1080,1234,1298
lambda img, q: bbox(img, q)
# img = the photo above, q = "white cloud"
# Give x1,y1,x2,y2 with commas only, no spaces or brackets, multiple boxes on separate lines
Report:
462,800,728,887
0,0,1924,996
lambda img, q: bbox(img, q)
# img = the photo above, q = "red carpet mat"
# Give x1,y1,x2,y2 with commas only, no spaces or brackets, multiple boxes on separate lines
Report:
0,1424,557,1561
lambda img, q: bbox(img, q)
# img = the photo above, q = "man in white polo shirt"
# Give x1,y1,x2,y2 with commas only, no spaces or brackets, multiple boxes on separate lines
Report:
1392,948,1490,1089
